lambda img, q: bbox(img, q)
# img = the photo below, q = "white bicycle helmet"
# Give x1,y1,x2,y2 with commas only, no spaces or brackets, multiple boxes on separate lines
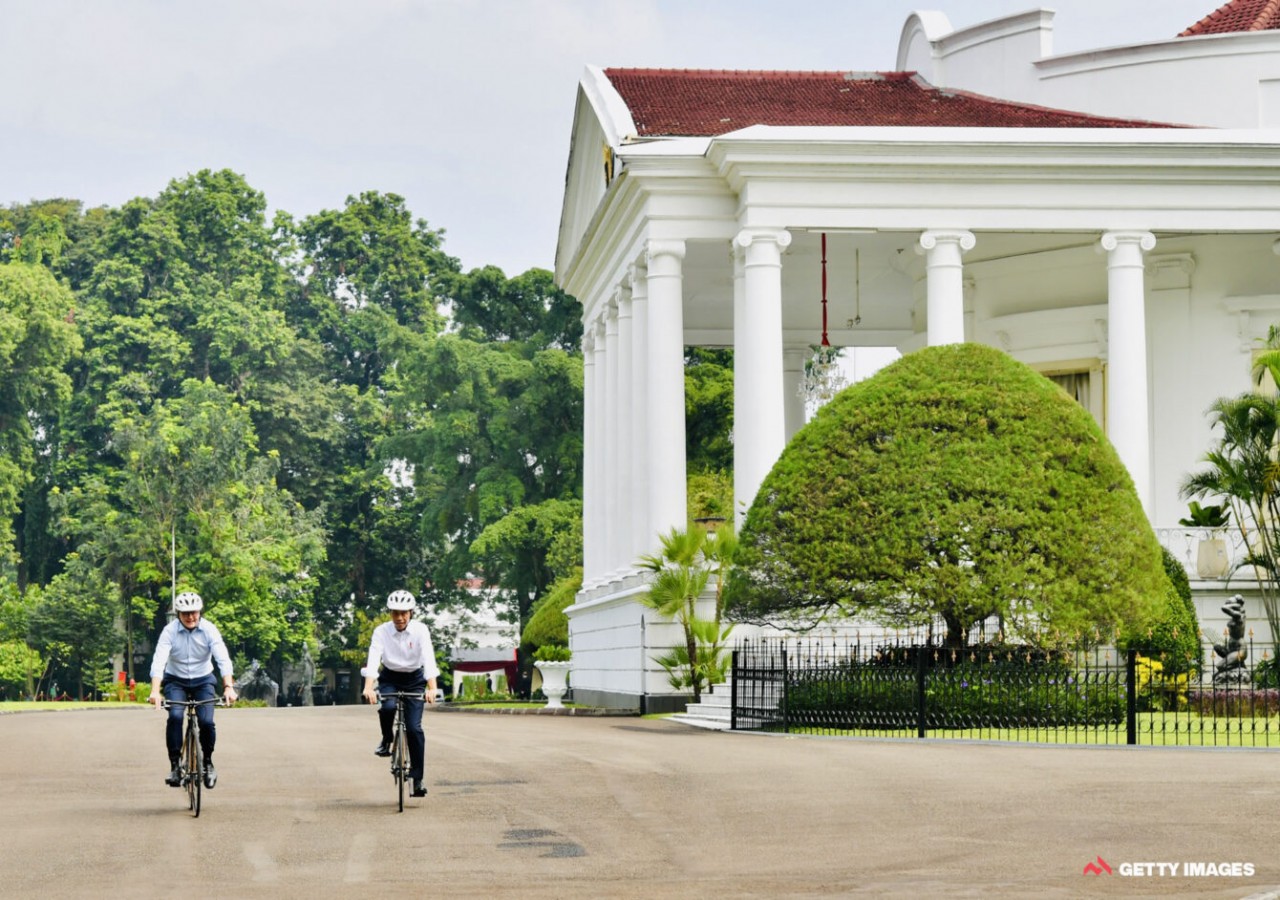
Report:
174,591,203,612
386,589,417,611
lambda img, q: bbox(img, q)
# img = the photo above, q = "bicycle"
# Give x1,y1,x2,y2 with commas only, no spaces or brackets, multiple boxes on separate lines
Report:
163,697,222,817
383,690,426,812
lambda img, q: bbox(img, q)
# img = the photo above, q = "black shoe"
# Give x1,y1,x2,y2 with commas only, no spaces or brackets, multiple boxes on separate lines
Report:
165,766,182,787
412,780,427,797
374,741,391,757
203,760,217,789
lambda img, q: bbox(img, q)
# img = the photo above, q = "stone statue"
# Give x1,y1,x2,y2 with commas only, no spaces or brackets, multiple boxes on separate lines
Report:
234,659,280,706
1212,594,1250,685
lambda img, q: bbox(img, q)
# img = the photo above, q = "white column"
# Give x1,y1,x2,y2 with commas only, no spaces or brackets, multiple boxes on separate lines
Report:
918,230,975,346
1101,230,1156,516
646,239,688,542
733,228,791,525
591,318,608,581
604,295,621,576
782,347,808,440
615,282,635,571
628,261,651,559
731,248,747,527
581,328,598,582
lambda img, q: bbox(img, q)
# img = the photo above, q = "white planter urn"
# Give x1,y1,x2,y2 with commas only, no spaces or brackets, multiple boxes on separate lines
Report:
534,660,571,709
1196,536,1230,580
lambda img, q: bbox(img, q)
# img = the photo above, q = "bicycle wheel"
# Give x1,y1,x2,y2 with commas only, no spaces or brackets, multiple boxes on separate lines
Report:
185,715,202,817
395,718,408,812
183,716,199,819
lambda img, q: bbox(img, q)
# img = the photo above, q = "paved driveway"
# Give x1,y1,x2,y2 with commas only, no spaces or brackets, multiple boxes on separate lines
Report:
1,705,1277,898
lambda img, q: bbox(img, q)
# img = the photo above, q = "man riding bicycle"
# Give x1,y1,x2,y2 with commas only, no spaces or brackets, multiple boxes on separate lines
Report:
362,590,439,797
148,591,238,789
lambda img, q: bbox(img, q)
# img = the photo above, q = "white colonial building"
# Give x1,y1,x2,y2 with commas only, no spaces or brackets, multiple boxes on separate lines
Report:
555,0,1280,710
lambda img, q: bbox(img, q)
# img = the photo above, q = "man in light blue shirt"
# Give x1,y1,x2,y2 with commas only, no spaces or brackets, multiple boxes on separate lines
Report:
149,591,237,789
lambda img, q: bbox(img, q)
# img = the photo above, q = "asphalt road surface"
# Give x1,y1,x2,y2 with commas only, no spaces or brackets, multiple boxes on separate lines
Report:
2,705,1278,899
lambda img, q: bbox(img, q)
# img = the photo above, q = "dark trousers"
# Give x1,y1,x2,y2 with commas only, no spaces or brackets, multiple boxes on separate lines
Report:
377,667,427,780
162,674,218,762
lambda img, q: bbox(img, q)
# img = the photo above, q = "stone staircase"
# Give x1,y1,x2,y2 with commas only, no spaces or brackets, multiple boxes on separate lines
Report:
667,678,733,731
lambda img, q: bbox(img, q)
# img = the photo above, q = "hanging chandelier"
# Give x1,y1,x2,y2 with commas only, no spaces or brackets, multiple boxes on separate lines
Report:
799,232,847,409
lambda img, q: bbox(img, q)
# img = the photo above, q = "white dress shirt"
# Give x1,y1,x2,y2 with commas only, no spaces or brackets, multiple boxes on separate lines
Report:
363,619,441,679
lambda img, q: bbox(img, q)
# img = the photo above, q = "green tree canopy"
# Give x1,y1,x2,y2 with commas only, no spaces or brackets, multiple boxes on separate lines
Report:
520,568,582,654
725,343,1166,647
0,262,82,568
447,265,581,352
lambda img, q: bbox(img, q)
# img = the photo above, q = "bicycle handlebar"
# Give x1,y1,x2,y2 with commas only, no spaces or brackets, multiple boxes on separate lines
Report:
161,698,230,709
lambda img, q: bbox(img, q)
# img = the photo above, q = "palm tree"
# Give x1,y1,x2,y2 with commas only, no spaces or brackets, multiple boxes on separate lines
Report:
1182,393,1280,664
638,524,736,703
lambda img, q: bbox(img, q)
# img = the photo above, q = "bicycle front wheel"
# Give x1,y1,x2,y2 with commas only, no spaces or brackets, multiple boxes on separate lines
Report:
184,717,202,817
394,725,408,812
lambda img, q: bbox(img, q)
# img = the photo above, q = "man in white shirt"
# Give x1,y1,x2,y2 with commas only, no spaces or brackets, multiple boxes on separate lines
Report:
362,589,440,797
148,590,238,789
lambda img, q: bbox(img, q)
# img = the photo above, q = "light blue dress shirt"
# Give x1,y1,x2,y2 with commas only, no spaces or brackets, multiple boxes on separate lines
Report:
150,618,234,681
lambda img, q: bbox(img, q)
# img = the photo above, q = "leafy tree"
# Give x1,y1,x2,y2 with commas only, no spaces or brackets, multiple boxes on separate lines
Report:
389,335,583,619
53,379,325,667
0,262,82,574
470,499,582,631
0,199,112,289
688,470,733,522
292,190,454,388
26,559,119,698
288,192,457,649
726,343,1166,647
0,639,42,698
447,265,581,351
0,581,42,697
520,568,582,656
685,348,733,475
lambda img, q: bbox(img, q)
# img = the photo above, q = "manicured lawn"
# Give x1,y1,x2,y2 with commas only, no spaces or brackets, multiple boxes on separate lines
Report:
774,712,1280,747
0,700,138,712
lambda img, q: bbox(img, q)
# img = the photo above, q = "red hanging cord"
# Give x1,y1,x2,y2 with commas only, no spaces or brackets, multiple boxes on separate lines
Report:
820,232,830,347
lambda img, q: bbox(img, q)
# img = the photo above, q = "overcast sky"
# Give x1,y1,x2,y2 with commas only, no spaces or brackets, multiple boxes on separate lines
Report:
2,0,1219,277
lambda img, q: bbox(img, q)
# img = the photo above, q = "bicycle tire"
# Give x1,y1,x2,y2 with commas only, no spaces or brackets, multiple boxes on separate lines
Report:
395,717,407,812
184,713,201,816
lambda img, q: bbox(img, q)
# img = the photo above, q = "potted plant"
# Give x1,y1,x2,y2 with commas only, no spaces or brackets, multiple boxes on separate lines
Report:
1179,501,1232,579
533,645,571,709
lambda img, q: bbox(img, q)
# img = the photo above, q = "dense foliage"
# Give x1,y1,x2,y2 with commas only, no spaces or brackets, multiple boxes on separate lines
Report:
725,343,1167,647
0,172,584,699
1118,547,1202,676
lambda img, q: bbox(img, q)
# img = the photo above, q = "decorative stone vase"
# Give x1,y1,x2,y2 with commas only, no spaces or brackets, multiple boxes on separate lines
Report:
1196,536,1230,580
534,660,571,709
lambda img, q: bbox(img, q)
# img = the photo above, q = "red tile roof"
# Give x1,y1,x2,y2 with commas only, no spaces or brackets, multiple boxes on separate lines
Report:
602,70,1182,137
1179,0,1280,36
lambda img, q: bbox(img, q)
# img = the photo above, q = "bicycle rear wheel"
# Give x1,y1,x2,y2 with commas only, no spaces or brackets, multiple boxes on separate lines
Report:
184,716,202,817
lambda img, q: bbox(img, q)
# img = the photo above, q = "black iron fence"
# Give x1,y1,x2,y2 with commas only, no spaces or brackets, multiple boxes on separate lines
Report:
730,637,1280,747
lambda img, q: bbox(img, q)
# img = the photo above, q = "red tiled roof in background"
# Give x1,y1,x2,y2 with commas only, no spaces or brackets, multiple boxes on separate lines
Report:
1179,0,1280,36
603,70,1182,137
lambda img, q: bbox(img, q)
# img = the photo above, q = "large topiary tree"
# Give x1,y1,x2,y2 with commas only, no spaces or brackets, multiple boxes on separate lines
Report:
724,343,1167,647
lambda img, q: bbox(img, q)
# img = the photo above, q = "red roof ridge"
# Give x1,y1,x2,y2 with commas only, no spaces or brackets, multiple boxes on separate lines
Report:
601,69,1189,135
923,81,1190,128
604,67,915,81
1179,0,1280,36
